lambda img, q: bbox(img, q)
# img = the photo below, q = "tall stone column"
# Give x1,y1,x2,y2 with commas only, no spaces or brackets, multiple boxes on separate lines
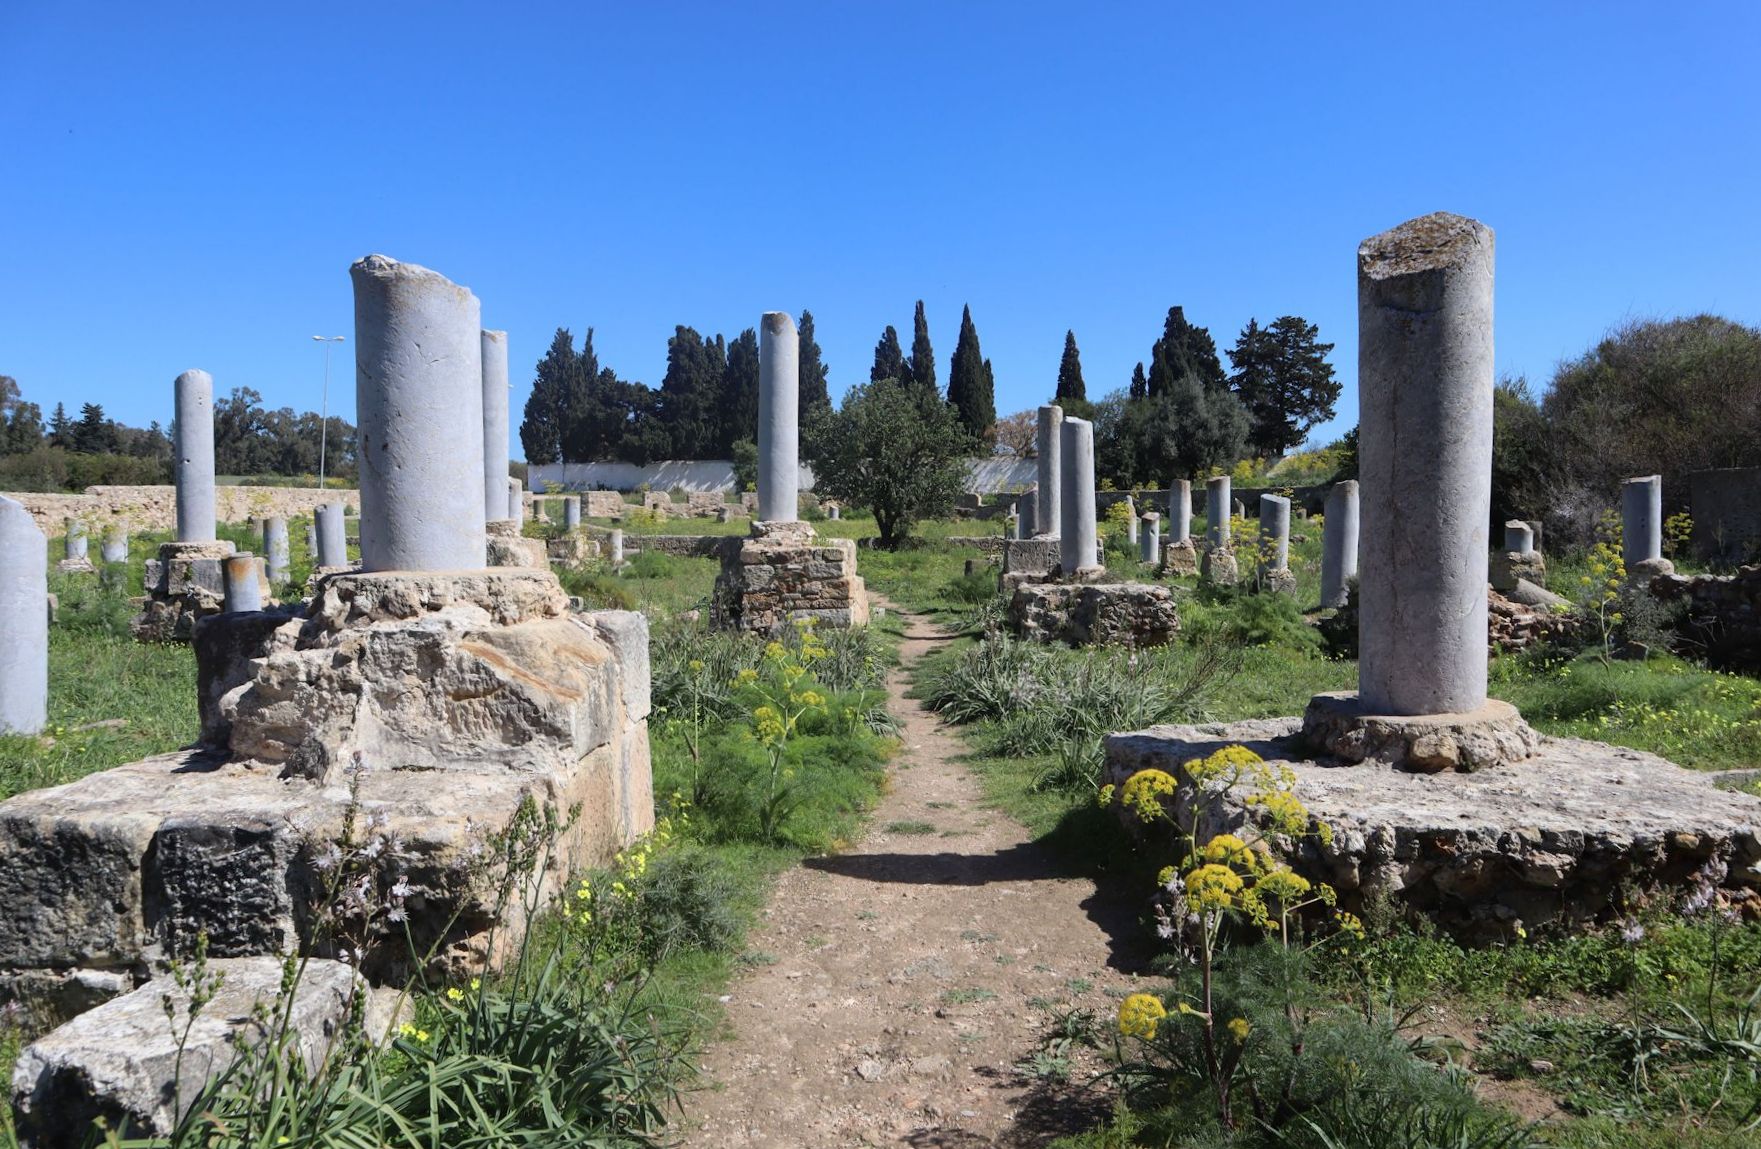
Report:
1356,212,1495,716
174,369,217,542
351,255,486,572
1124,496,1139,545
315,504,348,569
609,529,625,567
563,496,581,530
1206,476,1232,548
0,495,48,735
1622,475,1671,576
100,526,129,564
1168,479,1192,541
1320,480,1360,609
482,329,510,524
1058,417,1098,578
1035,405,1062,538
262,517,290,584
1259,495,1291,573
1139,512,1161,563
64,520,88,562
757,312,799,524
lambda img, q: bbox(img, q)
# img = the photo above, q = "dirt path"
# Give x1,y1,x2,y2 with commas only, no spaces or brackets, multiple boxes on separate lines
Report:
685,606,1147,1148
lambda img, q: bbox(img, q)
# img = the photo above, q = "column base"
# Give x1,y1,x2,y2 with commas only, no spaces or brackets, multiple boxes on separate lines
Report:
1301,691,1540,773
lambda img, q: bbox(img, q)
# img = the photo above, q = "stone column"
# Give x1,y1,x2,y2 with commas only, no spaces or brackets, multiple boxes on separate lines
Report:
609,529,625,568
1206,476,1232,548
222,554,264,613
262,517,290,583
1168,479,1192,541
100,525,129,564
1622,474,1668,573
1357,212,1495,716
1259,495,1290,572
1009,512,1023,540
1124,496,1139,545
1058,417,1098,578
756,312,800,524
351,254,486,572
316,503,348,569
1035,405,1062,537
1505,521,1533,554
563,496,581,530
1140,511,1161,563
305,520,318,559
826,503,839,520
508,477,525,524
64,519,87,562
1320,479,1360,609
481,329,510,524
174,369,217,542
0,495,48,735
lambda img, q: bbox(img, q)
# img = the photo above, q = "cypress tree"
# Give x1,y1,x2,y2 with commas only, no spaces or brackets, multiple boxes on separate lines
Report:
1055,330,1087,403
1129,361,1148,401
798,310,831,420
658,326,726,459
518,328,579,464
908,300,937,394
947,305,987,438
1146,306,1226,398
871,325,906,383
720,327,762,453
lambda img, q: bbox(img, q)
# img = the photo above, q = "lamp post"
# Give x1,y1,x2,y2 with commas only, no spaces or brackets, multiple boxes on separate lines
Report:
312,335,345,487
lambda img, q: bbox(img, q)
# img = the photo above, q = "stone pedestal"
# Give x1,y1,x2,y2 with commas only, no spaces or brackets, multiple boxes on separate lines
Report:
133,540,237,643
1007,582,1179,648
1160,538,1199,577
1301,692,1540,774
1490,549,1548,592
1200,546,1238,586
712,520,870,634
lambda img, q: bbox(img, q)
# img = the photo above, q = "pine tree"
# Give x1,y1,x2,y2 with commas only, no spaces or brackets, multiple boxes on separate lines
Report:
908,300,937,395
945,305,995,441
721,327,762,453
1128,362,1148,401
1227,315,1338,456
48,402,71,449
658,326,725,459
73,402,115,454
798,310,831,420
1056,330,1087,403
871,325,907,383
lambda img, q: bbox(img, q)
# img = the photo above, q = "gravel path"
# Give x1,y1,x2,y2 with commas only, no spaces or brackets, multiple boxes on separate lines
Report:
685,607,1147,1148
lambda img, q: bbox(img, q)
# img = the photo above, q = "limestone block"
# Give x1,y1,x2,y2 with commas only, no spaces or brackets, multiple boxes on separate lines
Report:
1200,546,1239,586
1301,692,1540,773
11,957,397,1146
1261,568,1298,596
1160,538,1199,577
1104,718,1761,942
1008,582,1179,648
1490,549,1547,592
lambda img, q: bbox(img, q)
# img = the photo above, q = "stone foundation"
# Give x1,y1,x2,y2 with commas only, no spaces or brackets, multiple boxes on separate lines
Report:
1006,582,1180,648
546,532,601,566
1160,538,1198,577
1260,568,1297,596
1200,546,1239,586
0,569,653,994
711,521,869,633
131,540,238,643
1490,549,1547,592
1105,718,1761,943
1651,565,1761,673
484,518,547,568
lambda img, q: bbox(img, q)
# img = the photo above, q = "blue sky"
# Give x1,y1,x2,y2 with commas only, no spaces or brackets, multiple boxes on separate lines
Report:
3,2,1757,459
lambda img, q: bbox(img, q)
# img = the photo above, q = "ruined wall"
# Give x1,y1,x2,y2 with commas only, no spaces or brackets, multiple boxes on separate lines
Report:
0,486,358,535
1687,467,1761,566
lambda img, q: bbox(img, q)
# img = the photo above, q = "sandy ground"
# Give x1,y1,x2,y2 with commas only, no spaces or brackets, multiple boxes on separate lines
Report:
685,607,1150,1148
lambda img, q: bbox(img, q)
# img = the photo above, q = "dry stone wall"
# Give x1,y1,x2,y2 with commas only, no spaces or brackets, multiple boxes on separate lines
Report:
0,486,357,536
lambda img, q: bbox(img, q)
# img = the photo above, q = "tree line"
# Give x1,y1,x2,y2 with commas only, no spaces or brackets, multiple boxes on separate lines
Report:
0,375,355,492
518,302,1002,466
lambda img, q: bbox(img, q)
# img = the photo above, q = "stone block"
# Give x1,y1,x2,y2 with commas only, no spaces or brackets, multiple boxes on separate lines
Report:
1490,549,1547,592
1008,582,1179,648
11,957,398,1146
1159,538,1199,577
1200,546,1239,586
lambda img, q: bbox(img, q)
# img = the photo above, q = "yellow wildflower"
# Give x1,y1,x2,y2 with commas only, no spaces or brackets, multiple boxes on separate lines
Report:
1117,993,1167,1039
1096,784,1116,809
1201,834,1258,871
1120,769,1178,820
1227,1017,1251,1042
1252,865,1312,904
688,659,704,673
1186,864,1245,912
446,987,464,1003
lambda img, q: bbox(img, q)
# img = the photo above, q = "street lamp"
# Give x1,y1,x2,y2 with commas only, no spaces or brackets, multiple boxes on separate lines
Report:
311,336,345,487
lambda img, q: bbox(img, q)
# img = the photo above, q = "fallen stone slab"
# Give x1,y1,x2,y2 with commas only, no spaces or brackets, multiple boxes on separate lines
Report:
1105,718,1761,942
11,956,400,1147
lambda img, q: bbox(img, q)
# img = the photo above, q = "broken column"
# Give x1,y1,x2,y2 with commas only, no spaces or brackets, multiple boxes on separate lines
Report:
563,496,581,530
1058,417,1100,579
1320,479,1359,609
482,329,510,525
1258,494,1295,595
1035,405,1062,537
1161,479,1198,576
221,554,265,613
1124,495,1139,546
1622,474,1673,579
262,517,290,585
57,519,93,574
610,529,625,567
757,312,799,523
133,370,236,642
315,504,348,569
1304,211,1537,770
352,255,485,572
713,311,868,632
1491,519,1547,592
1139,511,1160,564
0,495,48,735
1201,475,1237,584
99,525,129,565
508,477,524,524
